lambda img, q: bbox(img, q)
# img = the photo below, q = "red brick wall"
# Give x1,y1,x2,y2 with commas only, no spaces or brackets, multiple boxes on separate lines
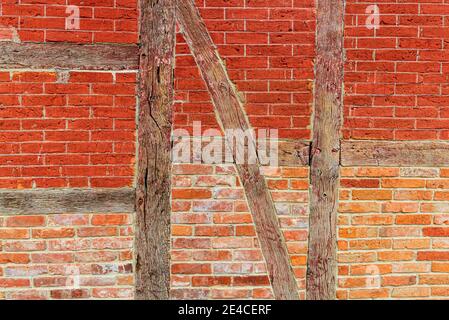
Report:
0,0,138,43
174,0,315,140
0,70,136,189
344,0,449,140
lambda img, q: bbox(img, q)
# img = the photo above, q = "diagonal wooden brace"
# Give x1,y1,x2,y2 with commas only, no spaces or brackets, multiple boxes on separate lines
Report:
176,0,299,300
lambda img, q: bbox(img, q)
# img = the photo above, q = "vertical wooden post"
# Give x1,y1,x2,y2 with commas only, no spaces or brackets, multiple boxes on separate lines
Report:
306,0,344,300
135,0,175,300
176,0,299,300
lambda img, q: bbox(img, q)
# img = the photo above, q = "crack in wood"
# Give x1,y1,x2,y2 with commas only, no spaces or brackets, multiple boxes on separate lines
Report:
135,0,175,300
306,0,344,300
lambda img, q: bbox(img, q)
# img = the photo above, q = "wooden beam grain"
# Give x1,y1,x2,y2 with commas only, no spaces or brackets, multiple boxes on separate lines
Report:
172,137,311,166
342,140,449,167
134,0,176,300
0,188,135,215
306,0,344,300
0,42,138,70
177,0,299,300
279,140,311,167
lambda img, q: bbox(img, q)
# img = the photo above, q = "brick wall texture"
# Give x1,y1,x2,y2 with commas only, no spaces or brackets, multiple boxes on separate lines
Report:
0,70,136,189
0,213,134,299
1,0,449,300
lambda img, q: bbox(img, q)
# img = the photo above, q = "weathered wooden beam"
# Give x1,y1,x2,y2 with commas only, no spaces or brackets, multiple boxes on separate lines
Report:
306,0,344,300
177,0,299,300
0,188,135,215
278,140,311,166
172,137,311,166
0,42,138,70
342,140,449,167
135,0,175,300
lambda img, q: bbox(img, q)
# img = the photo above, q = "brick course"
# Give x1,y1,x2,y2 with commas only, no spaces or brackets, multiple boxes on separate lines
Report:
0,70,136,189
174,0,315,140
338,167,449,299
344,0,449,140
0,213,134,299
171,164,309,299
0,0,138,44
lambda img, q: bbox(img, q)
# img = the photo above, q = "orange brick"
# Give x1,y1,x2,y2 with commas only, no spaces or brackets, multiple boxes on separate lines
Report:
393,239,431,249
348,288,389,299
418,251,449,261
195,226,233,237
395,214,432,225
281,167,308,178
394,190,432,200
419,275,449,285
432,263,449,273
355,168,399,177
382,275,416,286
378,251,415,261
381,178,425,188
5,216,45,227
172,225,193,236
352,215,393,225
349,239,391,250
352,190,392,200
382,202,419,213
391,287,430,298
0,229,29,239
172,189,212,199
339,202,379,213
32,228,75,239
423,227,449,237
91,214,131,226
339,227,378,238
172,263,212,274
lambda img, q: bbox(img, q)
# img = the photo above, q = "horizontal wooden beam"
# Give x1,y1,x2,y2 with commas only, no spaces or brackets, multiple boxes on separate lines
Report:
174,139,449,167
0,188,135,215
342,140,449,167
172,138,310,166
0,42,139,70
278,140,310,166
